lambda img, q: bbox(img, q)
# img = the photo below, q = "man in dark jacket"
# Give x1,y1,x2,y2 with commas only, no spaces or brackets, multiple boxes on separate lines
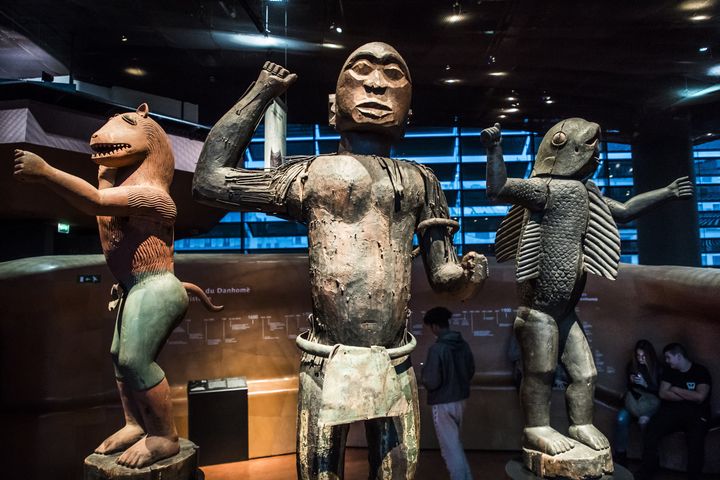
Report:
421,307,475,480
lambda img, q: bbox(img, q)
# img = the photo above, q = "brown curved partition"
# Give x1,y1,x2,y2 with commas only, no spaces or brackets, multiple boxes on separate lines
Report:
1,255,718,478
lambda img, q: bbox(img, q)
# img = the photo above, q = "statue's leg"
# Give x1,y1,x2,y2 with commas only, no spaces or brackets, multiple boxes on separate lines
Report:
113,273,189,468
297,356,350,480
516,308,574,455
97,297,146,454
364,359,420,480
561,316,609,450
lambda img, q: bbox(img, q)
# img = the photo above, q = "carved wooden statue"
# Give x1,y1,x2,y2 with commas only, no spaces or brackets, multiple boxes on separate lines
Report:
13,104,220,469
483,120,693,478
193,43,487,479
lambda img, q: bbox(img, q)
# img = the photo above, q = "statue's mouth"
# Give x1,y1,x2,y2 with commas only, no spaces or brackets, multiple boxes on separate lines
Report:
90,143,131,158
356,101,392,120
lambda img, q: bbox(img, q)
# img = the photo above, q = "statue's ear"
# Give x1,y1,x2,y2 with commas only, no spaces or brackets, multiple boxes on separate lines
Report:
328,94,336,127
136,103,149,118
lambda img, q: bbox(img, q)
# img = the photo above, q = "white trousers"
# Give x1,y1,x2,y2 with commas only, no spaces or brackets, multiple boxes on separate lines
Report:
432,400,473,480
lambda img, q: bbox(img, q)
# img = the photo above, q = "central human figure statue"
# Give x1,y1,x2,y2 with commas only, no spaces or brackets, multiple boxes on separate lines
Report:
193,42,487,479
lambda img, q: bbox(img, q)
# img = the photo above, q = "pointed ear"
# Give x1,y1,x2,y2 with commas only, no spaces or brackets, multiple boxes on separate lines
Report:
136,103,149,118
328,94,336,127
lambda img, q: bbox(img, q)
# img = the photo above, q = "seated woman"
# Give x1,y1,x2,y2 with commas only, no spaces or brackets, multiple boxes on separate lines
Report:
614,339,661,465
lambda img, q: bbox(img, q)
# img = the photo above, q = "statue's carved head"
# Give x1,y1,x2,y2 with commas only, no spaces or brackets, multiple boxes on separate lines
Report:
333,42,412,140
90,103,174,188
533,118,601,179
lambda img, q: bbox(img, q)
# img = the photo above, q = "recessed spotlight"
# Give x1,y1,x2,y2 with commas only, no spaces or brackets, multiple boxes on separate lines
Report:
506,96,517,101
445,13,466,23
489,71,507,77
545,99,554,104
443,78,461,84
678,0,715,10
121,35,128,42
699,46,710,52
335,26,343,33
690,14,711,21
498,114,507,119
445,64,452,71
503,107,519,113
124,67,146,77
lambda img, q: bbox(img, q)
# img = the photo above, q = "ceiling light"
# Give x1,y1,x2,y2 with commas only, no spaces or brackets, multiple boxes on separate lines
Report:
506,96,517,101
699,46,710,52
498,114,507,119
445,14,466,23
545,99,554,104
335,26,343,33
322,42,344,49
489,71,507,77
124,67,146,76
443,78,461,84
689,14,711,20
708,64,720,76
503,107,519,113
233,33,282,48
679,83,720,98
445,64,451,71
678,0,715,11
121,35,128,42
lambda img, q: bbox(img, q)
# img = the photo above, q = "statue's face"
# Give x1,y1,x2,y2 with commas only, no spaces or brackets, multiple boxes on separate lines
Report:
532,118,601,179
334,42,411,140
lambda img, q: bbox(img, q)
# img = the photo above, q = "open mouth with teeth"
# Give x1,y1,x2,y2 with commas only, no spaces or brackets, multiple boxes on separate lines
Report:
90,143,132,159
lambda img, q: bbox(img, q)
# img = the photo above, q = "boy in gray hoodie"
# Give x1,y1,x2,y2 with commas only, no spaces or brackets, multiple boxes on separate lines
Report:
422,307,475,480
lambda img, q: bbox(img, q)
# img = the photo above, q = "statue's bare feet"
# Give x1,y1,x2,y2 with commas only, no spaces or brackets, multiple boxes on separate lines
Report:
568,424,610,450
95,424,145,454
116,435,179,468
523,426,575,455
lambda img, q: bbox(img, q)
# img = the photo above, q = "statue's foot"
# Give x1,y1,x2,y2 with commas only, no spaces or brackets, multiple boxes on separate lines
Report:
568,424,610,450
116,435,179,468
523,426,575,455
95,424,145,454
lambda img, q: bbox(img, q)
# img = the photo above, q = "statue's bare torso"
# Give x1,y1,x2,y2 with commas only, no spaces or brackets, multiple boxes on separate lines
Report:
303,154,425,346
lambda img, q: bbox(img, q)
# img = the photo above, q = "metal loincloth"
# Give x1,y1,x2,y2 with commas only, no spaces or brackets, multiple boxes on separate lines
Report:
296,329,417,427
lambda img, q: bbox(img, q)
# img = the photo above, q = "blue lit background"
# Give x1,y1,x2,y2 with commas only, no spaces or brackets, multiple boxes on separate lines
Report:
175,125,719,268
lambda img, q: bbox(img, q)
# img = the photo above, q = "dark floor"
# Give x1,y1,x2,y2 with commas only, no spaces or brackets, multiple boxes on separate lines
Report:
201,449,720,479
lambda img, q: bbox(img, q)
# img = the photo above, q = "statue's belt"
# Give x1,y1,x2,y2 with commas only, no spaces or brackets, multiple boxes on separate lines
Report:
295,330,417,359
295,330,417,426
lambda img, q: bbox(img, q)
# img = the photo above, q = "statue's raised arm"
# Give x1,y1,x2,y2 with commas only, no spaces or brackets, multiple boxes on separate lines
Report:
483,123,548,211
192,62,304,219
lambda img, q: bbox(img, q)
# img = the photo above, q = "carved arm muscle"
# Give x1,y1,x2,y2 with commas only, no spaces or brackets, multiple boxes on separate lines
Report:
193,63,297,212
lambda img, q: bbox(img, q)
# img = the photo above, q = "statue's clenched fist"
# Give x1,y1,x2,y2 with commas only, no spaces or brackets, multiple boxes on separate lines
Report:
481,123,502,147
258,61,298,95
13,149,50,183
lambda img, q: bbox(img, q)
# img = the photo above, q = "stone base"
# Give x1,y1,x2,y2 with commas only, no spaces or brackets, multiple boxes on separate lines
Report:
506,457,633,480
520,440,614,480
84,438,200,480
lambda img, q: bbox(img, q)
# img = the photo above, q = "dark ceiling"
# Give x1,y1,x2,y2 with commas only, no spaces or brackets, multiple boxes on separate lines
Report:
1,0,719,139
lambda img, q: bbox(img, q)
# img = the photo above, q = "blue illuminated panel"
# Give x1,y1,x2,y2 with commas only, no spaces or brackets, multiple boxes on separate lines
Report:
176,125,638,263
694,139,720,267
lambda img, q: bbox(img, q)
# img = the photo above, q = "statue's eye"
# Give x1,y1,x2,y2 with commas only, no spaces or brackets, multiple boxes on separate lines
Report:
383,65,404,81
351,60,374,76
551,131,567,147
122,114,137,126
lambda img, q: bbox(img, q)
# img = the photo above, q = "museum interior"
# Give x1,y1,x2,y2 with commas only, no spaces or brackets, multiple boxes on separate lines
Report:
1,1,719,479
